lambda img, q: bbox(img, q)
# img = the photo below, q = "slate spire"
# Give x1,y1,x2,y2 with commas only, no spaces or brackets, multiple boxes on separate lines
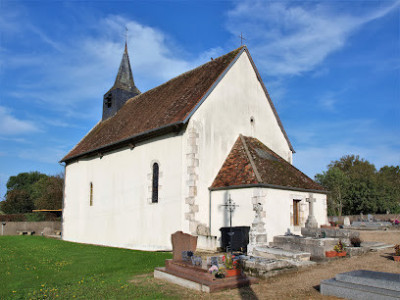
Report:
102,43,141,121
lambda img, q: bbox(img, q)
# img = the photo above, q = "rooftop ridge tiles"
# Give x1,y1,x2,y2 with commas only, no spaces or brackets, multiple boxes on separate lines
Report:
240,134,262,183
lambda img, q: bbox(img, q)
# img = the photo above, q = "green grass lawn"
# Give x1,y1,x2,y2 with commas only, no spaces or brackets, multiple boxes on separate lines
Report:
0,236,172,299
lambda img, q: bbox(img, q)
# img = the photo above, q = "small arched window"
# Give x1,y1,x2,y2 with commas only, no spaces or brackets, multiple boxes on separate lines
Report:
89,182,93,206
152,163,159,203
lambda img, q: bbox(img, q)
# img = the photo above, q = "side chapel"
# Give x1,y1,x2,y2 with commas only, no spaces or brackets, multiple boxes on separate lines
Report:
61,45,329,250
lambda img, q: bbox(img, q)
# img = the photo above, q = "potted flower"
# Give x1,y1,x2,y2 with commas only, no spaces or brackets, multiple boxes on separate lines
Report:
325,250,337,258
394,244,400,262
223,253,241,277
350,236,362,247
334,240,347,257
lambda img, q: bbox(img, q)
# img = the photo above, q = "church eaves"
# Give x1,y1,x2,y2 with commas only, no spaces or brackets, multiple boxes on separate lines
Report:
61,46,293,163
210,135,326,193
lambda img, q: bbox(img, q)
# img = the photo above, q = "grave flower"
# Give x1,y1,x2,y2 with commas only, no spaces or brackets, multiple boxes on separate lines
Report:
394,244,400,256
208,265,218,274
224,253,234,269
334,240,345,253
394,244,400,262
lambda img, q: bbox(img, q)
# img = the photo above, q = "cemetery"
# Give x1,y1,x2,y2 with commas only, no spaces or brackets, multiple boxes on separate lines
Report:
152,194,399,296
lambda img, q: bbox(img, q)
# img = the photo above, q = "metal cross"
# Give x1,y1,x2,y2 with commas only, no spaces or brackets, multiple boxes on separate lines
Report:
125,26,128,44
239,32,246,46
221,195,239,253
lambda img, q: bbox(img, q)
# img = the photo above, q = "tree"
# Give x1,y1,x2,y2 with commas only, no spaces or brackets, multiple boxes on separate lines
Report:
0,190,34,214
376,166,400,213
0,171,64,214
315,167,349,216
32,174,64,210
316,155,400,215
6,172,47,197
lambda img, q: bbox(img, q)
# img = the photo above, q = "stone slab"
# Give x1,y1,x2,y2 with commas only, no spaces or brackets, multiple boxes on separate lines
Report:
253,245,311,261
346,246,370,257
336,270,400,292
321,278,400,300
351,221,392,230
154,268,210,292
271,235,339,259
301,227,359,242
241,257,295,278
155,266,258,293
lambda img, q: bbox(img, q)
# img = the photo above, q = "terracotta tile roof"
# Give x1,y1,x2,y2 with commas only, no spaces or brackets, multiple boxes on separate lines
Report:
62,47,244,162
211,135,326,192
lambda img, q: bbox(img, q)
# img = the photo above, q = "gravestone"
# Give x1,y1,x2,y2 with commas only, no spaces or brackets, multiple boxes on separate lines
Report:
305,194,318,228
171,231,198,261
247,202,267,256
367,214,373,222
343,216,351,227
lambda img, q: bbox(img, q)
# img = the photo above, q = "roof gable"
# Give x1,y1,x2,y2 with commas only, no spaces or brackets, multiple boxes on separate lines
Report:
211,135,326,193
62,46,294,163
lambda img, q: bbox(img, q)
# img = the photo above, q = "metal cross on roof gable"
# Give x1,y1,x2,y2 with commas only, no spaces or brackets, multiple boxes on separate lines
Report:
239,32,246,46
221,195,239,253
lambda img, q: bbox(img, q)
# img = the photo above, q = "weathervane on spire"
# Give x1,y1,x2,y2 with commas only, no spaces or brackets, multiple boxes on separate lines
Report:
125,26,128,44
239,32,246,46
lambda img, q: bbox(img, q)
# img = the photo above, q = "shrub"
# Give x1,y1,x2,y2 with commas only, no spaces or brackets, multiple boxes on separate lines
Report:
350,236,362,247
395,244,400,256
0,214,27,222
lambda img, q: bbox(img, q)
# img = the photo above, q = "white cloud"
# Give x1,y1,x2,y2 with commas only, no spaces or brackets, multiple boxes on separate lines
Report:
2,14,218,120
226,1,400,76
0,106,39,136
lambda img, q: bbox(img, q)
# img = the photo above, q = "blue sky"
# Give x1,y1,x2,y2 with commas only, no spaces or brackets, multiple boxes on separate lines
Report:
0,0,399,199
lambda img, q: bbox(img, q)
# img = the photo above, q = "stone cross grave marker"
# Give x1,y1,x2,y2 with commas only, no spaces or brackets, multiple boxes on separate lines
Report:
305,194,318,228
247,202,268,256
171,231,198,261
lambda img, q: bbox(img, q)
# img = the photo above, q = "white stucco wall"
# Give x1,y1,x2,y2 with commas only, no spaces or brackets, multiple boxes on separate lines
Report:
182,51,293,234
62,133,183,250
208,188,328,247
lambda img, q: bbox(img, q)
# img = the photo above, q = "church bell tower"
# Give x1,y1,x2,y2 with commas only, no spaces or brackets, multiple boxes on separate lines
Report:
102,43,141,121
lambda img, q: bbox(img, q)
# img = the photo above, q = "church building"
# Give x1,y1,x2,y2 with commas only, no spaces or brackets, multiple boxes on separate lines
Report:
61,45,328,251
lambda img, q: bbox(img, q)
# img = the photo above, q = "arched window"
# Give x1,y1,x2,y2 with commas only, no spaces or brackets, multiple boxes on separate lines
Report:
152,163,159,203
89,182,93,206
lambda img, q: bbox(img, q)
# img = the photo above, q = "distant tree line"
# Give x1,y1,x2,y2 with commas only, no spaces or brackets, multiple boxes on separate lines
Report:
315,155,400,216
0,172,63,214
